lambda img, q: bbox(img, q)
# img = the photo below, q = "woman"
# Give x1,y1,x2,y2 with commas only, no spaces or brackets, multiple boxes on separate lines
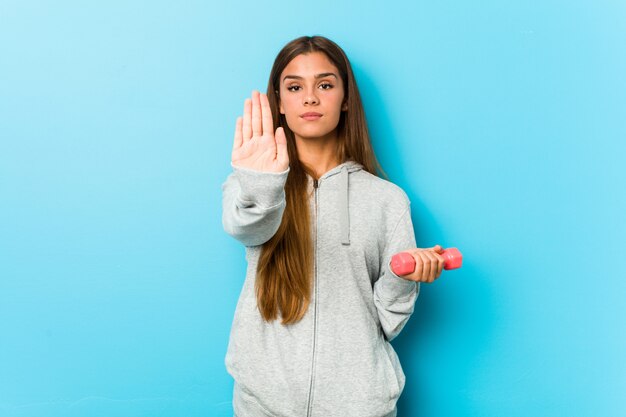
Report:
222,35,445,417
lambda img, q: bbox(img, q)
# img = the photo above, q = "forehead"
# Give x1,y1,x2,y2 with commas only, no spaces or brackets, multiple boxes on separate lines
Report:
281,52,340,78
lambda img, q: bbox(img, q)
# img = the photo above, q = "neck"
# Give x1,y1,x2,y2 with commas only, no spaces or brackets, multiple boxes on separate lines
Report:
295,131,342,179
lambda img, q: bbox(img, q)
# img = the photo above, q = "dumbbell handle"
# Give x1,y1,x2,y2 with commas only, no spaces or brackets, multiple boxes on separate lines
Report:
390,247,463,276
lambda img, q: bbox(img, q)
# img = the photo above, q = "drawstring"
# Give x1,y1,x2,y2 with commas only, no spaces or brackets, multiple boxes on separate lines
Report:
313,162,355,245
339,165,350,245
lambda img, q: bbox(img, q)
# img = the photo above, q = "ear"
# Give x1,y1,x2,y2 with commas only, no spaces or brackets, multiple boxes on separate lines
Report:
342,100,348,111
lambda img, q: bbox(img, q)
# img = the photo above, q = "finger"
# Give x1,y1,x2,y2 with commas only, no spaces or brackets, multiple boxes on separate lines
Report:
260,93,274,138
275,127,289,170
251,90,262,137
423,251,440,281
410,251,424,281
233,116,243,151
433,251,445,278
242,98,252,141
431,244,444,253
418,251,433,282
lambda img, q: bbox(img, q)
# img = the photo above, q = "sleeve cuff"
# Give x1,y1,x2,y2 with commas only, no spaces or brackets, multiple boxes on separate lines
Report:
232,164,290,208
377,260,419,301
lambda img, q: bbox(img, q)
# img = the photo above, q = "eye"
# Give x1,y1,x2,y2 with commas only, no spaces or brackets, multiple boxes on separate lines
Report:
287,85,301,92
319,83,333,90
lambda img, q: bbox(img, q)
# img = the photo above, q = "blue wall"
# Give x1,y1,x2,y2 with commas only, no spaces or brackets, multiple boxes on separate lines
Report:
1,1,625,416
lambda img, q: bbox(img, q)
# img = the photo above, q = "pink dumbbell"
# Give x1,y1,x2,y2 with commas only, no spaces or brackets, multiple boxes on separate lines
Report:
390,247,463,276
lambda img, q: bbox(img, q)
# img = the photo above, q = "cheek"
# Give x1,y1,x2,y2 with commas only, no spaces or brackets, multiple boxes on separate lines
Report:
329,91,345,111
280,96,298,116
280,100,301,128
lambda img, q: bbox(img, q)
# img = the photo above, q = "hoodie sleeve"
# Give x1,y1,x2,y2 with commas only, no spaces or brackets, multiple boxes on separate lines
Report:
221,164,290,247
373,204,419,341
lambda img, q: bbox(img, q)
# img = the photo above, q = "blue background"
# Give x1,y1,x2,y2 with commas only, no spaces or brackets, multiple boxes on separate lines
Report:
1,1,625,416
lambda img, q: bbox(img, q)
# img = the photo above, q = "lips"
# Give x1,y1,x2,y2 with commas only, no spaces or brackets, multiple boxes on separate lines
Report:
300,112,322,121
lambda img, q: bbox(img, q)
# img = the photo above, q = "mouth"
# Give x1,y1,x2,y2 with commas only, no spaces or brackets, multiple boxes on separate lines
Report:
300,112,322,121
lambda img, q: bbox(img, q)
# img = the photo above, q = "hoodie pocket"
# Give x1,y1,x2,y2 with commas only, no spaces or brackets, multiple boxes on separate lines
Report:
380,340,403,401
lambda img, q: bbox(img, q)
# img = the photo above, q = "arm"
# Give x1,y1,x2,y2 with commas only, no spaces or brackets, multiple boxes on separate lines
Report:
373,205,419,341
222,90,291,246
222,165,289,247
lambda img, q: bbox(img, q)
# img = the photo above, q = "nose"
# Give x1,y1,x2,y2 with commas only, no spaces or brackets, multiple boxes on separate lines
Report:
303,88,319,105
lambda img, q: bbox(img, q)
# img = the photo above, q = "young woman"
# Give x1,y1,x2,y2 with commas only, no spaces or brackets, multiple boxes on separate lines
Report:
222,35,445,417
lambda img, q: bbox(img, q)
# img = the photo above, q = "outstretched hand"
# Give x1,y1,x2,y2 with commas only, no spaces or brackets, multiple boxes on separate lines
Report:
232,90,289,173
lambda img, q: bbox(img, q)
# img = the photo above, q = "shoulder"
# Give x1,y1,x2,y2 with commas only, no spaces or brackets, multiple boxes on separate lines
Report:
350,170,411,208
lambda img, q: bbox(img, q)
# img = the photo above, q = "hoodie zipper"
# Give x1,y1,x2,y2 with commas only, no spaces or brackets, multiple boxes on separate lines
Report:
306,178,319,417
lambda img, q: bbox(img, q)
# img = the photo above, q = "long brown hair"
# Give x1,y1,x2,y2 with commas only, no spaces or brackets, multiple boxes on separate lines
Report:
256,35,383,324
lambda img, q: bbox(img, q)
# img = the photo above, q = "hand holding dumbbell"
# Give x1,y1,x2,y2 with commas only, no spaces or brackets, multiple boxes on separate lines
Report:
390,246,463,281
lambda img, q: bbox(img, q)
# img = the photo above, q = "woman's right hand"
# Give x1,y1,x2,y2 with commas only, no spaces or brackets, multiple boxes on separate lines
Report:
394,245,446,283
231,90,289,173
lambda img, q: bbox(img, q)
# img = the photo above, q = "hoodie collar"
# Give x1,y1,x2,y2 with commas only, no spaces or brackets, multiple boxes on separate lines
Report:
308,160,363,246
318,160,363,180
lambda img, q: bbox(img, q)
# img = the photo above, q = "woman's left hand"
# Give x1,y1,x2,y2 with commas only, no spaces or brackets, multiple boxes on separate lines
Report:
397,245,446,283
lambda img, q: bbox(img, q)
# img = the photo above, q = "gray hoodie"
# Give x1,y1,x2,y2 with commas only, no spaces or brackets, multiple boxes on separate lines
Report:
222,160,419,417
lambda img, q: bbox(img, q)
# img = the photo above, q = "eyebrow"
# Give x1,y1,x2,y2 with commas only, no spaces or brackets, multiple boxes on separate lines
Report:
282,73,338,83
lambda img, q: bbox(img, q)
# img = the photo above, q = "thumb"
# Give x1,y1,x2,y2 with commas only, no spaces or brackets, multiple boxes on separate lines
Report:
431,244,444,253
275,126,289,168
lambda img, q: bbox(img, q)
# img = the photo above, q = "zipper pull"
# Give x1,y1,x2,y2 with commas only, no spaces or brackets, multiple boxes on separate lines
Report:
313,179,319,189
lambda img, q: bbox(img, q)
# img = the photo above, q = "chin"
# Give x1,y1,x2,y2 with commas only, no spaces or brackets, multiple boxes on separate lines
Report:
292,125,338,140
295,131,335,141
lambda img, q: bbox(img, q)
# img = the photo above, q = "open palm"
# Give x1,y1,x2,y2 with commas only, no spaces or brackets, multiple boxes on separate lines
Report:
232,90,289,173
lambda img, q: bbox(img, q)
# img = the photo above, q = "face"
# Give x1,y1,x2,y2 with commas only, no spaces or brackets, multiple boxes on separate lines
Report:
278,52,348,142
